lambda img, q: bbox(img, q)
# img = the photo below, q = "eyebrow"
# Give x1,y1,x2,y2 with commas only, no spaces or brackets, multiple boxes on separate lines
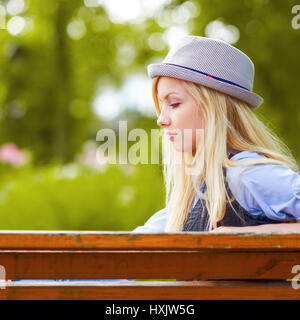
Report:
158,92,180,101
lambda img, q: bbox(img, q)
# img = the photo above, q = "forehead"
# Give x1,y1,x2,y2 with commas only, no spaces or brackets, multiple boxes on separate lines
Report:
157,77,186,98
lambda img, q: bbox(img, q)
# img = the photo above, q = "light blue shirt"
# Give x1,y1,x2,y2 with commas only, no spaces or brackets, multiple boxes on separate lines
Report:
132,151,300,233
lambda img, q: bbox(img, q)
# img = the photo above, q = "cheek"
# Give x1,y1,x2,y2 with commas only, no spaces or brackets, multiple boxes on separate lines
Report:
170,100,203,132
170,102,204,152
181,104,203,130
173,107,195,129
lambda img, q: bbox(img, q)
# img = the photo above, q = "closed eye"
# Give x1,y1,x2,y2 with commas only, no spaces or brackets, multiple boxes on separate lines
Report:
170,103,180,108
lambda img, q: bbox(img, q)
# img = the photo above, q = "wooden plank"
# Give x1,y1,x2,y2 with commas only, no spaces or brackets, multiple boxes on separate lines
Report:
0,280,299,300
0,250,299,280
1,232,300,250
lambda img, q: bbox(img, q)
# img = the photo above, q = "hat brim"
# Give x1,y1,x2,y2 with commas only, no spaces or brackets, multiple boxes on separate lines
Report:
147,63,263,109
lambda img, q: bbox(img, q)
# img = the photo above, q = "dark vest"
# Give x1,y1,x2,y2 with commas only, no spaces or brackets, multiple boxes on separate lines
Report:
182,153,282,231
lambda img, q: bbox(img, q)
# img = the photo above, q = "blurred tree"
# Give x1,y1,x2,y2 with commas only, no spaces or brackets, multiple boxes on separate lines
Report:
0,0,299,165
0,0,161,163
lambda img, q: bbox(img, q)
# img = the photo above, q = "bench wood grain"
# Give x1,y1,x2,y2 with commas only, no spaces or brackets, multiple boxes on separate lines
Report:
0,231,299,300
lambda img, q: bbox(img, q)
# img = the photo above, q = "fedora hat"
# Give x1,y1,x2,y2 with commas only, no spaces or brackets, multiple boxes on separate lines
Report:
147,35,263,109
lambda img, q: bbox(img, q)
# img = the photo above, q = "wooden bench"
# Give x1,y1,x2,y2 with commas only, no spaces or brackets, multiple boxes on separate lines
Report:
0,231,300,300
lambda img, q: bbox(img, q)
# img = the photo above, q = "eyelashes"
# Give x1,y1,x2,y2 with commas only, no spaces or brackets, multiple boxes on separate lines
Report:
159,103,181,110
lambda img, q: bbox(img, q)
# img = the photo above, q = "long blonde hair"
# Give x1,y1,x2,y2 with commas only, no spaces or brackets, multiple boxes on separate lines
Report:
152,76,300,232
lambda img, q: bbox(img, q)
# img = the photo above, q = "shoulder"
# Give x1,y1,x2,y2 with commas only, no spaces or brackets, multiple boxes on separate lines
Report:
227,151,299,190
226,151,300,220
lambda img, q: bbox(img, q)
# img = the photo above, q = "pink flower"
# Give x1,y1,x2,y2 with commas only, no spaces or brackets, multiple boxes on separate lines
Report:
76,141,109,170
0,143,28,166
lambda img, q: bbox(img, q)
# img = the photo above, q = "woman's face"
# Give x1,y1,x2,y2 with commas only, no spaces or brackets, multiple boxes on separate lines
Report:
157,76,204,153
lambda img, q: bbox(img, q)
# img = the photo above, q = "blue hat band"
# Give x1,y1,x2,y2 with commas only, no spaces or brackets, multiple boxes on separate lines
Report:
164,63,249,91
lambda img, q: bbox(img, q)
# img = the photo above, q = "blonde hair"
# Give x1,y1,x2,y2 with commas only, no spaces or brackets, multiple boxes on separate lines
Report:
152,76,300,232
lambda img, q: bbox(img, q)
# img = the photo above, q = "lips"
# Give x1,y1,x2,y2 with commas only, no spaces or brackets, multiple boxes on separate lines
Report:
166,132,177,141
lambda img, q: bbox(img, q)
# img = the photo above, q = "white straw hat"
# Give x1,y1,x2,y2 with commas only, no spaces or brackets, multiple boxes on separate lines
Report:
147,35,263,109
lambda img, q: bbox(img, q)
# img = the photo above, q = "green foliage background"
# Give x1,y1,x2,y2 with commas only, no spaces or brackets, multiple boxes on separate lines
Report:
0,0,299,230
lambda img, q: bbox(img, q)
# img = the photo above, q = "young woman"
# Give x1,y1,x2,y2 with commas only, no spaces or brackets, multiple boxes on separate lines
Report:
133,35,300,233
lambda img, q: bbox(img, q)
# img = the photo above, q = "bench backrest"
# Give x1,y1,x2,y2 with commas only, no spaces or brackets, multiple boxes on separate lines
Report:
0,231,300,299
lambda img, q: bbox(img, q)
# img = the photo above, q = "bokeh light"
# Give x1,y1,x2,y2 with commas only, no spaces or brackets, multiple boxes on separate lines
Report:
7,15,26,36
205,20,240,44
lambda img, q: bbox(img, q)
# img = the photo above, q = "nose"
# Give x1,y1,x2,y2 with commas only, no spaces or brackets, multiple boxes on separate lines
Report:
157,109,171,127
